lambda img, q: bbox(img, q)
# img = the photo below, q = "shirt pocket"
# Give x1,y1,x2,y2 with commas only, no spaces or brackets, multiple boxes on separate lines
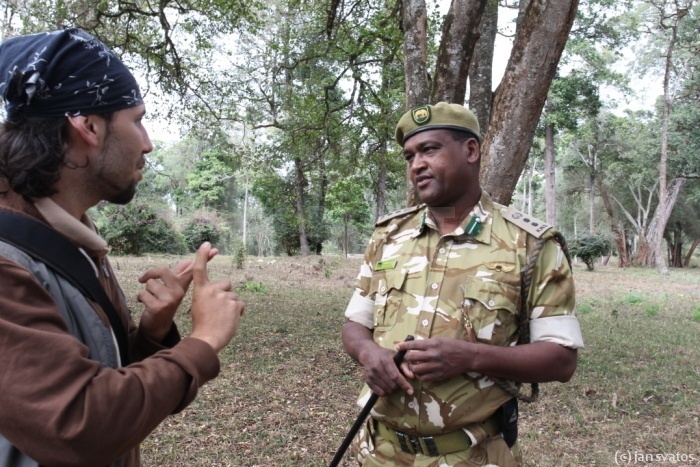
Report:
461,278,520,345
369,268,407,330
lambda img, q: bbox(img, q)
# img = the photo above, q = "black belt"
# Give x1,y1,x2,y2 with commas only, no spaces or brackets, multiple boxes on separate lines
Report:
374,416,501,456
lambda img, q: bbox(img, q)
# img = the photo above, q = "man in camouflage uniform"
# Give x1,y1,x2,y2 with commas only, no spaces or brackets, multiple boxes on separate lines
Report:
341,102,584,466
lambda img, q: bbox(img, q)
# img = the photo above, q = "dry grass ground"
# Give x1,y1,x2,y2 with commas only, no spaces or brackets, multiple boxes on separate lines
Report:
110,254,700,466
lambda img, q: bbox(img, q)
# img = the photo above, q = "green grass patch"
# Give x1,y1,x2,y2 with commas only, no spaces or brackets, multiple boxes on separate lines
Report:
692,306,700,323
644,303,660,316
239,281,268,293
622,293,645,304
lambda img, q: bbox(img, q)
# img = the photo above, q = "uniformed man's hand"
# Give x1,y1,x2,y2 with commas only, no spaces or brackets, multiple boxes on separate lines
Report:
359,346,415,396
396,337,472,382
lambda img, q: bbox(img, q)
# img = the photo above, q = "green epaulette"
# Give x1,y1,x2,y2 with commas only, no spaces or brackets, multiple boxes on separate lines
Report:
375,204,423,226
502,205,552,239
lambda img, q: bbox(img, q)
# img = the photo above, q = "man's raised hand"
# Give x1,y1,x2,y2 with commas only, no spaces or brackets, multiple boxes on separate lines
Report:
188,242,245,353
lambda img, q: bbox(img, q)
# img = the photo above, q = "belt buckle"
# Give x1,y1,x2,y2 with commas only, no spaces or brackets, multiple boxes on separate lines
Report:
422,436,439,456
396,430,439,456
395,431,412,453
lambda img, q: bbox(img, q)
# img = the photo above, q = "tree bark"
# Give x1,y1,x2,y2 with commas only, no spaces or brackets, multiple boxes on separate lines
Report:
401,0,430,109
683,238,699,267
670,221,683,267
401,0,429,207
431,0,488,104
294,157,311,256
589,170,595,234
481,0,579,205
654,8,680,275
468,0,498,133
544,118,556,226
633,177,686,267
597,178,630,268
376,157,388,220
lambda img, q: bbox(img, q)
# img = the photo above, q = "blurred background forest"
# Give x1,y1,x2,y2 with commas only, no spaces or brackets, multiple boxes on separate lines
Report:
2,0,698,271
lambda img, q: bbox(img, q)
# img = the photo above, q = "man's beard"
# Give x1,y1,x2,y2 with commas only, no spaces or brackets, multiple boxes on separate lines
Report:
107,181,138,205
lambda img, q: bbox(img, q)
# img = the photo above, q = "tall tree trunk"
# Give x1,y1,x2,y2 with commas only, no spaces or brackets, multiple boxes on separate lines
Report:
655,14,679,275
683,239,699,267
468,0,498,133
294,157,310,256
633,177,686,267
597,178,630,267
343,217,349,258
544,118,556,226
242,175,248,248
670,222,683,267
376,158,388,220
481,0,579,205
401,0,429,207
401,0,430,109
375,46,393,220
431,0,488,104
317,156,328,254
589,170,595,234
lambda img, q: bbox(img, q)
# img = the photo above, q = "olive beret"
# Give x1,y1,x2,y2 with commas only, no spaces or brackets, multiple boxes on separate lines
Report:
394,102,482,145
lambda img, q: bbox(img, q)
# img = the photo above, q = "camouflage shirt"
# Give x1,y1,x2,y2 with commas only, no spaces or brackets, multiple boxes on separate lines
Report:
345,191,583,435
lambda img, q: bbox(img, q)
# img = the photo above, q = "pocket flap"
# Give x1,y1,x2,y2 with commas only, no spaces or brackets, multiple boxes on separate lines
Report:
370,268,407,296
463,278,518,313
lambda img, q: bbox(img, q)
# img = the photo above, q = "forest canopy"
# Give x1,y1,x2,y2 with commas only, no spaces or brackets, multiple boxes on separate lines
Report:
1,0,698,269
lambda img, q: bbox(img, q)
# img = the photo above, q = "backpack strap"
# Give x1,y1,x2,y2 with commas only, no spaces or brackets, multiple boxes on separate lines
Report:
0,210,130,365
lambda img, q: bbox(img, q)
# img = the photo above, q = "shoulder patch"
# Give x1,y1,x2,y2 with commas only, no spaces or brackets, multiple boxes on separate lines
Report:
375,205,422,226
502,206,552,238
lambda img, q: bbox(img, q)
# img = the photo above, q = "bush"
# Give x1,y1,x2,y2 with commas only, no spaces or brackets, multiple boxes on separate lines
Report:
233,239,246,269
569,234,612,271
98,203,185,255
181,214,225,252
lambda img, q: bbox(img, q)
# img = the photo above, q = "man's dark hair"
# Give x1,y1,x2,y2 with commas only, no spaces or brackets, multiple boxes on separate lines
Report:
449,129,480,145
0,112,113,198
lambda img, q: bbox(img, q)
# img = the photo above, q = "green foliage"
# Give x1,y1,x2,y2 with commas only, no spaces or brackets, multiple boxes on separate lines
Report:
644,304,660,316
233,239,246,269
240,281,267,293
97,202,184,255
569,234,613,271
578,303,594,314
692,307,700,323
251,170,329,255
185,146,238,210
181,213,226,252
623,293,645,305
1,0,262,126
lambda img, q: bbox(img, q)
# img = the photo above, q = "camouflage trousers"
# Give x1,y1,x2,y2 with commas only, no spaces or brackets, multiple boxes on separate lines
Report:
350,417,521,467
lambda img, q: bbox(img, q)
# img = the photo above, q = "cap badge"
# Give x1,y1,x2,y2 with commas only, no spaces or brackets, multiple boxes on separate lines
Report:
411,106,431,125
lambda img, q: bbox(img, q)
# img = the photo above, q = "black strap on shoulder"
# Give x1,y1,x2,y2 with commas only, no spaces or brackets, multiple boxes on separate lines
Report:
0,210,130,365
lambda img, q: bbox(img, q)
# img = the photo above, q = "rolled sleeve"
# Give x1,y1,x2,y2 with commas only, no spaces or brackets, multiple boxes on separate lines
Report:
344,290,374,329
530,315,584,349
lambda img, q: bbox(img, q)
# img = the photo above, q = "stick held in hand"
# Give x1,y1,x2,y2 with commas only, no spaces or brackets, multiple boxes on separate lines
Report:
329,335,414,467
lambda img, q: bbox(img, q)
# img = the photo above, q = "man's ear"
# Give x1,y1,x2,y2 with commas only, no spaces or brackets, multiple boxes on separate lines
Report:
66,114,105,148
463,138,481,164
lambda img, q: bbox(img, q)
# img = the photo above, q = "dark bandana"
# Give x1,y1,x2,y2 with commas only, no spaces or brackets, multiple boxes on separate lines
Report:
0,28,143,121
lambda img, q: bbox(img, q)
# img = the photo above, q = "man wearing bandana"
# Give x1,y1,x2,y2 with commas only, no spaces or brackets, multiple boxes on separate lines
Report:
342,103,584,466
0,29,245,466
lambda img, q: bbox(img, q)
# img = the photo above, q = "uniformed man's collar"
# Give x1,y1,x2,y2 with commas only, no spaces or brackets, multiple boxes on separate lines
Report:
415,191,493,243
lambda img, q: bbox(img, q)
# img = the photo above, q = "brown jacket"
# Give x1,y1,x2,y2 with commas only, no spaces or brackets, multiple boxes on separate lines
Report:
0,186,220,466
